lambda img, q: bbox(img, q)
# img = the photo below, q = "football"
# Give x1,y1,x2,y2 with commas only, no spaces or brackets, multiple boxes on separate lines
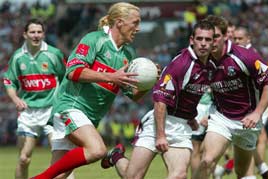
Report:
127,57,158,91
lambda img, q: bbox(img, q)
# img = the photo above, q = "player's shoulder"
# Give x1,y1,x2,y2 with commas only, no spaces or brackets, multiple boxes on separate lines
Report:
163,49,193,76
11,47,24,60
230,43,261,60
171,48,193,65
78,29,109,49
231,43,249,53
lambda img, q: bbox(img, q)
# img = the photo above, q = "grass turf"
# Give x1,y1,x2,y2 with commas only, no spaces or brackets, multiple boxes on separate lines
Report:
0,146,261,179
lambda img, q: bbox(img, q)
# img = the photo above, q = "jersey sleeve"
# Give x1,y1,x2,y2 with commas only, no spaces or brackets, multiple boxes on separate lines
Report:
3,54,19,90
66,33,97,74
242,48,268,88
153,56,189,107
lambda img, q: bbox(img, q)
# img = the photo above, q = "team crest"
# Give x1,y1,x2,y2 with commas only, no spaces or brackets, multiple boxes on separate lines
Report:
160,74,174,90
227,66,236,76
42,62,49,71
193,73,200,80
255,60,268,74
20,63,26,70
75,44,90,57
123,58,128,65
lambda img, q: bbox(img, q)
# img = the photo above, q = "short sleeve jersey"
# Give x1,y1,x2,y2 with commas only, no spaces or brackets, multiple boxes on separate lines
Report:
52,27,136,127
3,41,66,108
209,40,268,120
153,46,211,120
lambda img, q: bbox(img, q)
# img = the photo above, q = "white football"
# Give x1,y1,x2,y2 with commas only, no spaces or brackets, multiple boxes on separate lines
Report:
127,57,158,91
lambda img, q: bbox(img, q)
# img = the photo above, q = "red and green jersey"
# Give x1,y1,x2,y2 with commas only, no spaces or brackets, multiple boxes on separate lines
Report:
3,41,66,108
52,27,137,127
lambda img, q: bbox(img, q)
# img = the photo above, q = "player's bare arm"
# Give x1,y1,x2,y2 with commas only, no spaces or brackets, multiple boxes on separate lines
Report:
6,88,28,111
67,64,138,88
154,101,169,152
242,85,268,128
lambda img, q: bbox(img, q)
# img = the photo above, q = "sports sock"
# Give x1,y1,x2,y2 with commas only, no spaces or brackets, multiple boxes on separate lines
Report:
111,151,124,165
33,147,87,179
258,162,268,175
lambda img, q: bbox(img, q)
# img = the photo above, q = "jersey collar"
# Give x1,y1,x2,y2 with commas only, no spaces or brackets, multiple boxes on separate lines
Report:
103,26,122,51
22,41,48,54
226,39,232,54
245,43,252,49
188,45,198,60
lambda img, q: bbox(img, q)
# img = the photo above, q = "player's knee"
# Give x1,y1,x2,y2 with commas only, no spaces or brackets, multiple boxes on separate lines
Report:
86,145,107,160
200,156,215,169
126,169,146,179
19,154,31,166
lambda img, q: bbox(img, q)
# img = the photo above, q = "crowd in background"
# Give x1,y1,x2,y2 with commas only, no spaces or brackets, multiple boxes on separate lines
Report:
1,0,268,145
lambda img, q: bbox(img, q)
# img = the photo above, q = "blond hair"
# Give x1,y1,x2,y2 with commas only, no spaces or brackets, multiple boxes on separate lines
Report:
98,2,139,29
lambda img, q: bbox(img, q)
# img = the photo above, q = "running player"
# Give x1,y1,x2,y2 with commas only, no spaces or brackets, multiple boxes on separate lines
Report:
30,2,151,179
101,19,215,179
234,26,268,179
193,15,268,179
3,18,66,179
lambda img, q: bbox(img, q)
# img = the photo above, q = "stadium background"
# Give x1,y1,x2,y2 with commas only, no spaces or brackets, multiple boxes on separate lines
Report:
1,0,268,147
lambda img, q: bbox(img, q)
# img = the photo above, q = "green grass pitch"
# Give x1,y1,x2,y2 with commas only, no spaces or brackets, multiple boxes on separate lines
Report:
0,146,263,179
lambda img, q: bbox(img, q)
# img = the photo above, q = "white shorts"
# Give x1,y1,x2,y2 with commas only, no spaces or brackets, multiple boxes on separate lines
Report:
207,106,262,150
133,110,193,152
192,103,210,136
262,108,268,125
195,103,211,122
17,107,53,137
51,109,94,151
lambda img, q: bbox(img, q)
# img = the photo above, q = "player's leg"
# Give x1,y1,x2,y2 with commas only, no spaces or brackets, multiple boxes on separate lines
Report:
43,123,75,179
254,127,268,178
126,146,156,179
101,110,156,179
31,110,107,179
213,146,234,179
162,147,191,179
244,127,268,179
193,131,230,179
232,123,262,179
49,150,74,178
33,125,106,179
42,115,75,179
15,135,36,179
233,145,254,178
15,109,42,179
191,134,205,176
246,150,258,178
115,157,129,179
101,143,128,178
